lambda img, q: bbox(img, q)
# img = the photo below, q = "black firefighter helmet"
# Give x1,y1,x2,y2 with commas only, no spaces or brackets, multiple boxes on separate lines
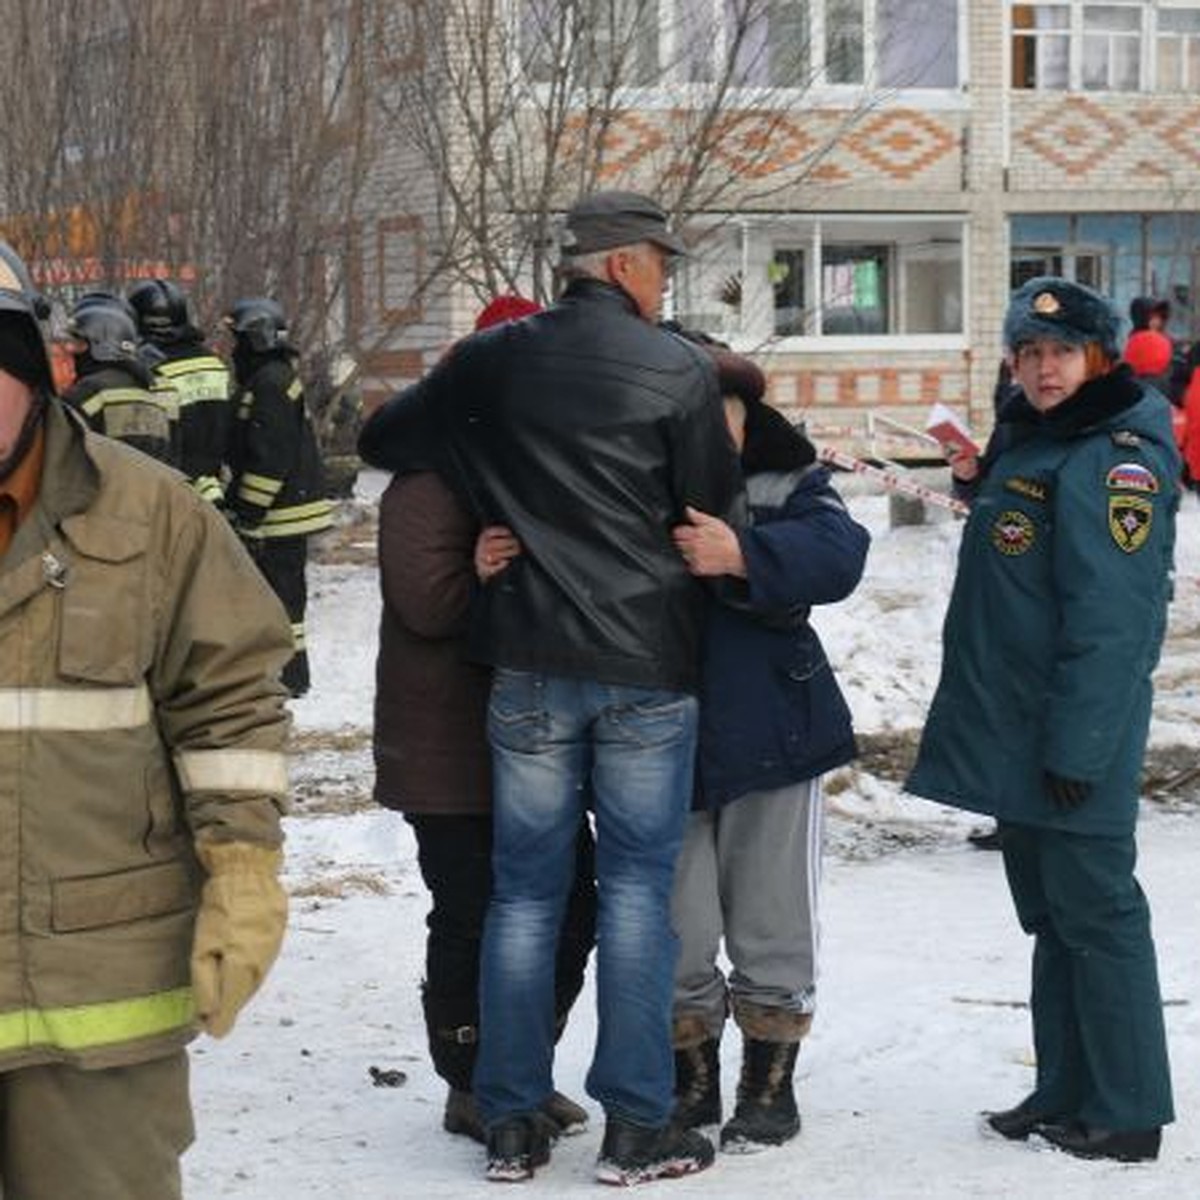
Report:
128,278,192,344
67,296,143,368
225,298,290,354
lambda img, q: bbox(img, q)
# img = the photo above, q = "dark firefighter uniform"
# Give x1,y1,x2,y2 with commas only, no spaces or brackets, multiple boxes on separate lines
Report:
61,363,177,467
228,349,332,696
153,345,231,504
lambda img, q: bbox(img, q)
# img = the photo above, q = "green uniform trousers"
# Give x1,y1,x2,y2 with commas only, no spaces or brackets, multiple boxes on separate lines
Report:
1000,822,1174,1132
0,1052,193,1200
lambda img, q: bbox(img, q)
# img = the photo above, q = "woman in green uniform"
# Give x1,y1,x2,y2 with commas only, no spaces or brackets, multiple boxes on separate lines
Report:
907,277,1179,1163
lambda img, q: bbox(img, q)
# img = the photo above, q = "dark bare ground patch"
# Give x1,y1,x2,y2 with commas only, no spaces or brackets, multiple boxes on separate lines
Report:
855,730,1199,808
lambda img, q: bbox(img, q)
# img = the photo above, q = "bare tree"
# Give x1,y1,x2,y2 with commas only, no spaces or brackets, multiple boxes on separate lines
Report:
372,0,878,312
0,0,372,373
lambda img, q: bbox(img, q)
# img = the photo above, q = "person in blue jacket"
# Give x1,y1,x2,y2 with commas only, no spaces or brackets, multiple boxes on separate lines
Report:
668,344,870,1152
907,277,1179,1164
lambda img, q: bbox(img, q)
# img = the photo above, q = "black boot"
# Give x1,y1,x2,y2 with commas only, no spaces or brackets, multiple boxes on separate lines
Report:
1036,1121,1161,1163
980,1094,1058,1142
673,1037,721,1129
720,1039,801,1152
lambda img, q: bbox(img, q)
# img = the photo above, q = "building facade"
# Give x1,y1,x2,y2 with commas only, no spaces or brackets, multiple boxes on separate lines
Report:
353,1,1200,455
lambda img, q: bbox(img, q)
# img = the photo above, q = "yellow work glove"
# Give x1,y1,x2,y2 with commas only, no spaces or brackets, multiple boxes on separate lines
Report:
190,841,287,1038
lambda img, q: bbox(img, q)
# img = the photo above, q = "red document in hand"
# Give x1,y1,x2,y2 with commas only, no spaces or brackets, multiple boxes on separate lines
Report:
925,403,979,456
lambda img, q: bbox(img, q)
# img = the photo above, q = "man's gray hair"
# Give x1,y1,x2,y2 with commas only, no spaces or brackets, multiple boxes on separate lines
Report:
559,242,650,283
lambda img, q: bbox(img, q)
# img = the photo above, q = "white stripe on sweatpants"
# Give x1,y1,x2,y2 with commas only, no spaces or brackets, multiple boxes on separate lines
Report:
670,778,823,1032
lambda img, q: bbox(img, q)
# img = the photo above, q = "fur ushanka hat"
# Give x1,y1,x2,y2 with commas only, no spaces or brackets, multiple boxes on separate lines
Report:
1003,276,1123,359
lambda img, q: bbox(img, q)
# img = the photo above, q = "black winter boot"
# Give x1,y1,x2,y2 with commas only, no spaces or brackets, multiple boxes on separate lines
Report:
720,1039,801,1152
673,1038,722,1129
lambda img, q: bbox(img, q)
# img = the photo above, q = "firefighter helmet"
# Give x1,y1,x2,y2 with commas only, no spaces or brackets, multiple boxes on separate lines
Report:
0,240,53,386
67,297,142,366
74,289,138,323
225,298,289,354
128,278,191,343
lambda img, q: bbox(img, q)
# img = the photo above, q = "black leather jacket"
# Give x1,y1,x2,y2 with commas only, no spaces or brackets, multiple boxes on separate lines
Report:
360,278,744,692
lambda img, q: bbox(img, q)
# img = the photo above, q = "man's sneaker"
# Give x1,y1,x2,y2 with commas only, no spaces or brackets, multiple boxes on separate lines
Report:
543,1090,589,1135
484,1113,556,1183
1034,1121,1161,1163
595,1116,715,1186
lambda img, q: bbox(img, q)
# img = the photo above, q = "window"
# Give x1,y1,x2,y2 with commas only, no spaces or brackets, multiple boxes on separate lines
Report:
877,0,960,88
1010,212,1200,337
378,216,424,324
673,215,965,344
1012,4,1070,89
772,247,807,335
1010,2,1200,91
520,0,961,91
521,0,662,87
826,0,865,84
1082,4,1140,90
1157,7,1200,91
321,8,355,124
726,0,811,88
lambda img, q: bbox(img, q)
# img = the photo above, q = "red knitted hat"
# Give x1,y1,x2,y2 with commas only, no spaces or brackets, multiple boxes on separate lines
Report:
474,294,542,331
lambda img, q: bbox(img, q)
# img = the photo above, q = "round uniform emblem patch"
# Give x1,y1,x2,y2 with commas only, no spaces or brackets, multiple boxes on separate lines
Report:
992,510,1036,555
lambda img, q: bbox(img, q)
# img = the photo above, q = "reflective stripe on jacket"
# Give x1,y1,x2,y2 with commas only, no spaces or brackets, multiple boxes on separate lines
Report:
61,366,177,467
228,355,333,540
0,399,292,1072
154,347,232,500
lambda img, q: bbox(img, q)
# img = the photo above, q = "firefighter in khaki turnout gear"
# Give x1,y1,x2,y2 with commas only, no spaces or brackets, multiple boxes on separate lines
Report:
129,278,231,506
225,298,333,697
60,293,178,467
0,241,292,1200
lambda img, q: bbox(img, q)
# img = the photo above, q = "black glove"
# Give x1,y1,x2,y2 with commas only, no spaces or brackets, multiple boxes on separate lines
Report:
1044,770,1091,811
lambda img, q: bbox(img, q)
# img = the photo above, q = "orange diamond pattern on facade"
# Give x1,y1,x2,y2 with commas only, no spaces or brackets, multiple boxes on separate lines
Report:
1019,96,1125,177
709,113,818,179
843,109,956,180
557,112,666,181
1157,108,1200,169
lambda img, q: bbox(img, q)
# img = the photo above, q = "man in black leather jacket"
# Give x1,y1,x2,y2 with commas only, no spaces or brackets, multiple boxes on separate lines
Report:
359,191,742,1185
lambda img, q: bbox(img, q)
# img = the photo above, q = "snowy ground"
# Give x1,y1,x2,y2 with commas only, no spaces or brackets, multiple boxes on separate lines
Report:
184,471,1200,1199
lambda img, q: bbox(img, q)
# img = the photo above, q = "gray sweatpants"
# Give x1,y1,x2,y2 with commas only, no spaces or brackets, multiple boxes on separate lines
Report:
670,779,823,1040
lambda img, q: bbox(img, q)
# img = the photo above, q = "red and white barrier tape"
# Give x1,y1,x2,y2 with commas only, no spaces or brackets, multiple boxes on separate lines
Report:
819,446,969,516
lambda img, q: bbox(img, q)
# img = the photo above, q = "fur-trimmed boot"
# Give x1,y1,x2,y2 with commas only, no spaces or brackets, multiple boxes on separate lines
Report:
720,1001,810,1153
672,1015,722,1129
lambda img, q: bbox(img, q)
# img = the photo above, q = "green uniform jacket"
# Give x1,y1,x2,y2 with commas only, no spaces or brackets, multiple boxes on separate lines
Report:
0,400,292,1072
907,368,1179,836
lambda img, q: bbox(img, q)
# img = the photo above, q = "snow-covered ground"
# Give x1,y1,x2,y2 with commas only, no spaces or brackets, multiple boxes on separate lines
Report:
184,471,1200,1199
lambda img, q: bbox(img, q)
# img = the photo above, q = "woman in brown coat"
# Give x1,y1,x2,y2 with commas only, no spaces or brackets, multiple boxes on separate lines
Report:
371,300,596,1144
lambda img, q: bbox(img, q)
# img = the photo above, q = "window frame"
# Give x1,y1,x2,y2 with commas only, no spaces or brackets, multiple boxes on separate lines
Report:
1009,1,1200,92
513,0,966,104
670,212,969,352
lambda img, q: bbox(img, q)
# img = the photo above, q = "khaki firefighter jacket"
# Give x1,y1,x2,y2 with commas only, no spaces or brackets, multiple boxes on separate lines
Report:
0,399,292,1073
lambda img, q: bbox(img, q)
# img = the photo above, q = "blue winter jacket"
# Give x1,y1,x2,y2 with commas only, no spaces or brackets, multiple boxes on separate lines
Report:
696,463,870,809
907,367,1179,835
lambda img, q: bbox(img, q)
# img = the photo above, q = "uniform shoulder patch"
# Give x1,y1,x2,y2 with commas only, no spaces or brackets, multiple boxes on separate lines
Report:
1105,462,1159,494
1110,430,1141,448
1109,495,1153,553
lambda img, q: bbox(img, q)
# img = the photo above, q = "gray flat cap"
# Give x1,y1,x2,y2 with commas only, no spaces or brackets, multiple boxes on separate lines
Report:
562,190,687,257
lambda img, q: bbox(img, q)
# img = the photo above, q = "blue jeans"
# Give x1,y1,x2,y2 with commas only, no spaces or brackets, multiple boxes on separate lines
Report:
474,670,698,1128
